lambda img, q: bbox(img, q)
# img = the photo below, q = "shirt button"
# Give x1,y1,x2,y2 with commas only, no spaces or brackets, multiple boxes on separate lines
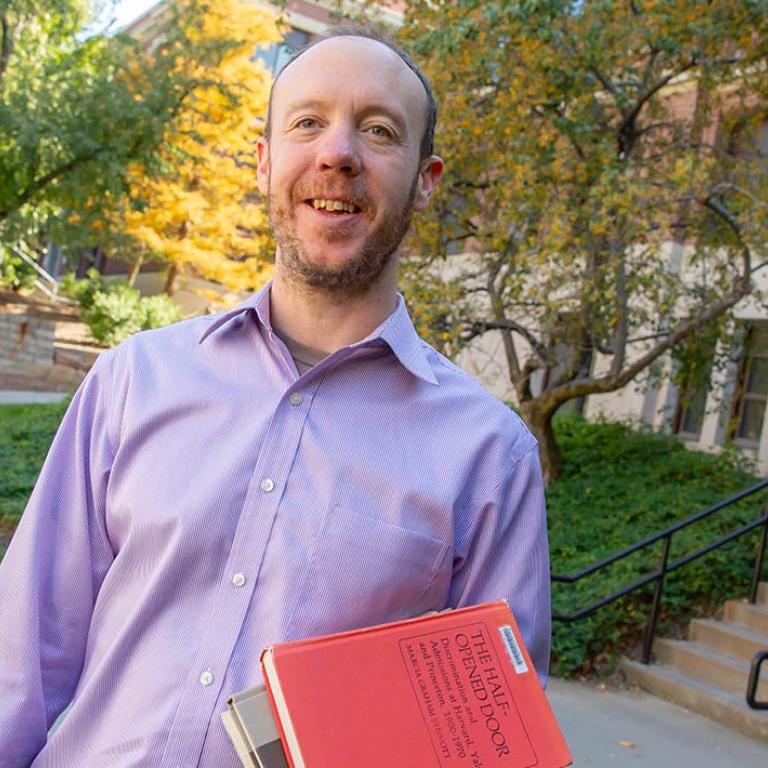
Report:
290,393,303,406
260,478,275,493
232,572,246,587
199,670,214,686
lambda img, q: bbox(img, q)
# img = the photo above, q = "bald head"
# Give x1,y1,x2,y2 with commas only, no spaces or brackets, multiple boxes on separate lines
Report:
264,26,437,161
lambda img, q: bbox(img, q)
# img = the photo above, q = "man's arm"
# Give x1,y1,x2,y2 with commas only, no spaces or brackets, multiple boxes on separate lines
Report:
0,353,116,764
448,444,551,685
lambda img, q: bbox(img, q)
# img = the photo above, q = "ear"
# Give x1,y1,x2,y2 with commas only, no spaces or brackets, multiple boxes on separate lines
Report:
257,137,270,196
412,155,444,212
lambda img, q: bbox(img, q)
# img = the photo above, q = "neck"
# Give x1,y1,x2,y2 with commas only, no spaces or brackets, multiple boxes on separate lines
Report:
269,260,399,364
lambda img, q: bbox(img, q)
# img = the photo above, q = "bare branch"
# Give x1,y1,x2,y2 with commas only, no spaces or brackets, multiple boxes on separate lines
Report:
609,253,629,377
619,59,698,147
464,317,548,362
587,62,620,98
698,195,752,293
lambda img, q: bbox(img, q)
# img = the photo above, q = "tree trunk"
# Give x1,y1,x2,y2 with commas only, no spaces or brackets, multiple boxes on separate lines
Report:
519,399,563,486
127,254,143,288
163,263,178,296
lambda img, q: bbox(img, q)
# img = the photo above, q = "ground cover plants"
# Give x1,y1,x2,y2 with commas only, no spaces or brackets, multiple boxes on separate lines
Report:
548,414,764,676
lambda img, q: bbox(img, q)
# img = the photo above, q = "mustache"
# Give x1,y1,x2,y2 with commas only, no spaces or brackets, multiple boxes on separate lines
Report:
294,182,374,215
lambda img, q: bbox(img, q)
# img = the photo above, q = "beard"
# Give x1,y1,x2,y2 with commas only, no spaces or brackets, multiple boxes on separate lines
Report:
267,172,419,299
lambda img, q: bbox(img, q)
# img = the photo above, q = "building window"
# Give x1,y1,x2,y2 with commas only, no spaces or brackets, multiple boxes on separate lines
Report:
673,367,710,439
673,347,714,440
731,322,768,444
254,30,310,76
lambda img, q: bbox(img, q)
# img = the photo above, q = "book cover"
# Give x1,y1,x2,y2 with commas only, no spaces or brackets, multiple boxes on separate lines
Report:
222,684,290,768
260,601,572,768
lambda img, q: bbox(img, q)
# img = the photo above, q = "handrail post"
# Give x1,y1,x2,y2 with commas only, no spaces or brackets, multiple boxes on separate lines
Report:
750,503,768,605
642,534,672,664
747,651,768,710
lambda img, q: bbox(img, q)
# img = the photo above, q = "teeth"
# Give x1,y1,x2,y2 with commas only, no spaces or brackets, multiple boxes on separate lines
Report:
311,199,358,213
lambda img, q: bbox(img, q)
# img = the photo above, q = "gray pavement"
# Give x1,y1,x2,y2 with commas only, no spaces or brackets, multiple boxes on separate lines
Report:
0,390,68,404
548,677,767,767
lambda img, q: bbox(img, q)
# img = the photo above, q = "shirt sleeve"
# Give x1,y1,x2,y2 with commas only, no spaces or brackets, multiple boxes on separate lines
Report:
448,443,551,686
0,352,117,765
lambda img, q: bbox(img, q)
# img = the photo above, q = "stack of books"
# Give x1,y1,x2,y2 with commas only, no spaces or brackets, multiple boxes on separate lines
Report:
222,601,572,768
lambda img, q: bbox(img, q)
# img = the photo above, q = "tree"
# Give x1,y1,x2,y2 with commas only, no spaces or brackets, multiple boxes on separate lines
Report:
120,0,280,295
0,0,262,271
396,0,768,481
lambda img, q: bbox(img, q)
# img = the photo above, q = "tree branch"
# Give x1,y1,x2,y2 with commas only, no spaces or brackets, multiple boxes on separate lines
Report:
0,151,100,221
630,60,697,119
542,196,753,402
0,12,13,83
464,317,548,362
609,252,629,377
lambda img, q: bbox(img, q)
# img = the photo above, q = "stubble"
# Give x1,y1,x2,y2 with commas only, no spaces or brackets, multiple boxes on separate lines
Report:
268,173,419,300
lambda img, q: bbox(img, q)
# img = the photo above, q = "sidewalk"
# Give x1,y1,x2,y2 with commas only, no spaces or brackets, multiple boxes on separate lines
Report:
548,677,766,767
0,390,69,404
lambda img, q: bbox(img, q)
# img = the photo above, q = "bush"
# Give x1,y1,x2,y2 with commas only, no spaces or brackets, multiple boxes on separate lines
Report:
0,245,38,292
548,414,764,677
61,269,183,346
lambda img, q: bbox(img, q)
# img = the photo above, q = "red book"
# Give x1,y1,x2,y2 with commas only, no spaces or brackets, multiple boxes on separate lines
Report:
260,601,572,768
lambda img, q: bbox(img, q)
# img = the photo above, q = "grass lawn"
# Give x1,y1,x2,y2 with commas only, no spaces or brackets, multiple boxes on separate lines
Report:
0,403,764,674
0,401,70,552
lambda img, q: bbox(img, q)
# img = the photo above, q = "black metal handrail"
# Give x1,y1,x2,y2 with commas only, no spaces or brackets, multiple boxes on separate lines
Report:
747,651,768,710
551,478,768,671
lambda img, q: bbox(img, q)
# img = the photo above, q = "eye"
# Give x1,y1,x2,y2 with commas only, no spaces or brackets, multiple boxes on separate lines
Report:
367,124,395,139
295,117,319,130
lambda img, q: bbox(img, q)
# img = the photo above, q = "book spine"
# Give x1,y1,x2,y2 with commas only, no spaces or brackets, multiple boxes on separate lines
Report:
261,668,299,768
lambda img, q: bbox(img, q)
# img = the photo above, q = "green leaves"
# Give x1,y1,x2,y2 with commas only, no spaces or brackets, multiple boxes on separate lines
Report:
61,269,183,346
548,414,762,675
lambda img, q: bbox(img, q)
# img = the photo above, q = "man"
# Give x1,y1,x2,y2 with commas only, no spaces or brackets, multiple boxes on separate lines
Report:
0,26,550,767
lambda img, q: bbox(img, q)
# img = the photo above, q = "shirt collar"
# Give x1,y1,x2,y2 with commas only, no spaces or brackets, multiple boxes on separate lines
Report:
198,281,272,343
198,281,439,386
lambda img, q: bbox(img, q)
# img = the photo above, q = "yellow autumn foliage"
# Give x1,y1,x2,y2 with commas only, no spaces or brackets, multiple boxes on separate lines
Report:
123,0,282,293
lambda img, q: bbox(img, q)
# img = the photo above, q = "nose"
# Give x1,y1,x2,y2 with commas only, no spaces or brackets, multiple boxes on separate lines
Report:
315,123,362,176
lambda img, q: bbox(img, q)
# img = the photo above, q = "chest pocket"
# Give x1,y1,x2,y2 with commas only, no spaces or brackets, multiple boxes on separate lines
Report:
286,505,449,640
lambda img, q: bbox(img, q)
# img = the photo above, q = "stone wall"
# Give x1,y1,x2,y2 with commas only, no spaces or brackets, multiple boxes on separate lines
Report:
0,293,98,392
0,305,55,371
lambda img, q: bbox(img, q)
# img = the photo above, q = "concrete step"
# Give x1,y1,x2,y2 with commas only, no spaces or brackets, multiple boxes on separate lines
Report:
621,657,768,743
654,638,768,700
725,598,768,634
689,618,768,663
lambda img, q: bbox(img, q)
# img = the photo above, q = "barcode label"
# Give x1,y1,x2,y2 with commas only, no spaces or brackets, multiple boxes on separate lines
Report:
499,625,528,674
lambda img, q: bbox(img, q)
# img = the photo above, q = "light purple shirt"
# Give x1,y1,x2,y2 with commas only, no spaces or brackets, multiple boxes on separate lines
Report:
0,282,550,767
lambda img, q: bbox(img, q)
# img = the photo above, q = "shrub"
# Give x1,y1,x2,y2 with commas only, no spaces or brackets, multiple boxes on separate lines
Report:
61,270,183,346
548,414,764,677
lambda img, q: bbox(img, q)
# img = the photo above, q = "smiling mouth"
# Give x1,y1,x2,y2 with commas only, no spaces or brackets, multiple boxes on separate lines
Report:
306,198,361,214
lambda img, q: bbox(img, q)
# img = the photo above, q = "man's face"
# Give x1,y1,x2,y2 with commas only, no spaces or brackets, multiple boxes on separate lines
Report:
257,36,442,296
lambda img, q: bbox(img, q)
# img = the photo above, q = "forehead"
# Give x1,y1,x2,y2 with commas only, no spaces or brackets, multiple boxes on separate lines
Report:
271,36,428,130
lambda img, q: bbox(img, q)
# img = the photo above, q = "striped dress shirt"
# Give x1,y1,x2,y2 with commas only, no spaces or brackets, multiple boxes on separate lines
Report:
0,281,550,767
